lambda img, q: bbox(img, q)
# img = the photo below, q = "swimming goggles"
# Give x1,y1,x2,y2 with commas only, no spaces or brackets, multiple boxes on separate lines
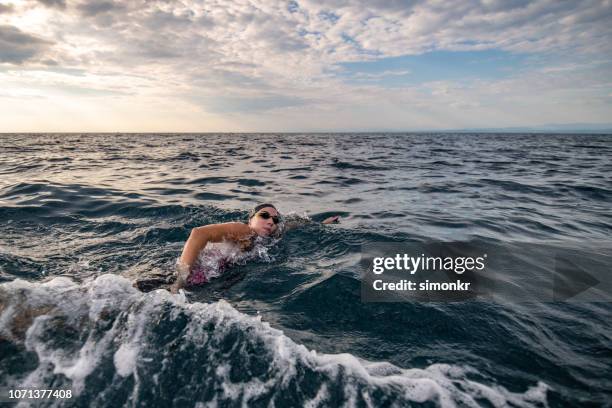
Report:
257,211,280,224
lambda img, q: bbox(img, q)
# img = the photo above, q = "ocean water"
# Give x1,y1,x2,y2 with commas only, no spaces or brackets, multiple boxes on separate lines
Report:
0,133,610,407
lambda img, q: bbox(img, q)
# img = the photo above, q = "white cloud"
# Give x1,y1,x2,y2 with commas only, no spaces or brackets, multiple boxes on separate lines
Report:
352,69,411,80
0,0,611,130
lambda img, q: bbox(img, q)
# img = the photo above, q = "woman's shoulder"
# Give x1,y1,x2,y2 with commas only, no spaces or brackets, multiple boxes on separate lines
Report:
220,222,252,236
197,222,253,242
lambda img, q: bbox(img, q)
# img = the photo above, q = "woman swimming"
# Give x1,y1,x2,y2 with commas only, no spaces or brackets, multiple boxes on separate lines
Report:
169,203,339,293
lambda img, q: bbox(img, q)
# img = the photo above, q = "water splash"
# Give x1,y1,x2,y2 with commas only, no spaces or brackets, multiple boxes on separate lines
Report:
0,275,548,407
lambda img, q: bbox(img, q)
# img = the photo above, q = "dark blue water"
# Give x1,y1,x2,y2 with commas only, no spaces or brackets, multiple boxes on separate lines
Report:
0,133,611,407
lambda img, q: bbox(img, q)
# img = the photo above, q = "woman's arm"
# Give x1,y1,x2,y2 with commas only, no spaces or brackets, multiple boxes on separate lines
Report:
171,222,251,293
322,215,340,224
282,214,340,233
179,225,213,268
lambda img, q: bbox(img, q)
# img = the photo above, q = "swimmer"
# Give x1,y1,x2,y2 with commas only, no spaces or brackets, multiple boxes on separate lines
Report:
168,203,340,293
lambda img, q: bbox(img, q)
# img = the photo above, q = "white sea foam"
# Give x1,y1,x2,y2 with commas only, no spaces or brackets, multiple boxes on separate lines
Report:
0,275,549,407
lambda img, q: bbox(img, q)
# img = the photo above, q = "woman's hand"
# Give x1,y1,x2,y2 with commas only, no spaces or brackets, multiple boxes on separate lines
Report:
170,262,190,293
322,215,340,224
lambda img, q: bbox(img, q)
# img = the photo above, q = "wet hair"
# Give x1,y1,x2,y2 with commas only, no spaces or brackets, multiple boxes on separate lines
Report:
248,203,279,220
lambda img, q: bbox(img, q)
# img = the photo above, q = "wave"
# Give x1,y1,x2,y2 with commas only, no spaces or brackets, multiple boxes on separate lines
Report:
0,275,548,407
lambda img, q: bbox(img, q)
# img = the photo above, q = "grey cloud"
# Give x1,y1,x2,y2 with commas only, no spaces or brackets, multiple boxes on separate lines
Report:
72,0,133,29
478,0,531,12
77,0,124,17
0,25,53,64
259,29,308,52
353,0,421,13
143,9,197,29
0,3,15,13
303,0,421,14
36,0,67,9
195,14,216,29
133,40,183,59
563,3,612,25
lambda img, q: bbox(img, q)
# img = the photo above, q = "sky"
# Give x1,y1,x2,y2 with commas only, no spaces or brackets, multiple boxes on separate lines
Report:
1,0,611,132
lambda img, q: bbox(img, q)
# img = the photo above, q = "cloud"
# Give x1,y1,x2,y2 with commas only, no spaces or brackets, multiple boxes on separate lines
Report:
352,69,411,80
0,4,15,14
14,1,611,75
192,94,308,113
0,25,53,64
36,0,66,9
1,0,611,129
76,0,123,17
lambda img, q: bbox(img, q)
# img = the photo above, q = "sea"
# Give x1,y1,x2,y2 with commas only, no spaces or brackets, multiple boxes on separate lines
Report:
0,133,610,407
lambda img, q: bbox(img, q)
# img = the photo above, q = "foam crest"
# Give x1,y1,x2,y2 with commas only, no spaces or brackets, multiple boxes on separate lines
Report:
0,275,548,407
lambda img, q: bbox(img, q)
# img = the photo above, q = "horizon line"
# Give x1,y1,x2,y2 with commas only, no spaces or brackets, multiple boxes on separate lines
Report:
2,130,612,135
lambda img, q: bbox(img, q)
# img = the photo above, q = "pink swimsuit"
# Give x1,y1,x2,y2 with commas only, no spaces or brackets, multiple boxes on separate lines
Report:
185,242,238,286
186,266,210,285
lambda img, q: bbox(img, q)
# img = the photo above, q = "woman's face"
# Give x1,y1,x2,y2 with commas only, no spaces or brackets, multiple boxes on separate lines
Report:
249,207,280,237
